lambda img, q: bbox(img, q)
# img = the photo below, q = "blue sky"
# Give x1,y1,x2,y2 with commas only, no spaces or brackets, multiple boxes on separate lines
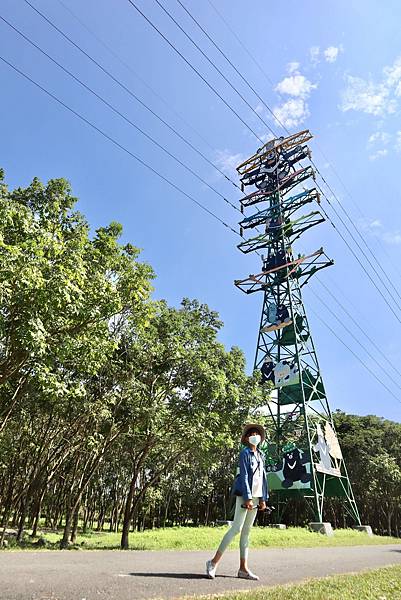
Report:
1,0,401,422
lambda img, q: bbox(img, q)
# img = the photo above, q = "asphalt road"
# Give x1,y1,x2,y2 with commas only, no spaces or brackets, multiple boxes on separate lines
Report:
1,545,401,600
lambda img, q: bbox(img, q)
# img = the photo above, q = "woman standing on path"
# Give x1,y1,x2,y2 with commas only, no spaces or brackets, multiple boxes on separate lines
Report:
206,423,269,581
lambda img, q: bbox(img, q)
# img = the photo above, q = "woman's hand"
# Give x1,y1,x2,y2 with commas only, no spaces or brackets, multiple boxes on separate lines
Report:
258,501,266,511
243,499,254,510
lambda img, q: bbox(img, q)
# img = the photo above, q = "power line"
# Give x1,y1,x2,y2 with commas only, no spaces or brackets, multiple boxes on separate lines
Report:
151,0,401,322
0,53,239,237
22,0,244,200
315,277,401,380
0,14,247,220
314,180,401,328
56,0,217,154
154,0,278,137
206,0,276,89
176,0,290,135
313,145,401,285
124,0,264,142
309,285,401,397
53,0,401,329
308,305,401,407
313,159,401,306
3,50,398,409
315,177,401,317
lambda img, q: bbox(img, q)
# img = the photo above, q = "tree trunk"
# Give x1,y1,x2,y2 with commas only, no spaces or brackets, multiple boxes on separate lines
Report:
70,505,80,543
60,506,73,549
387,510,392,537
120,471,137,550
31,488,46,538
16,500,28,542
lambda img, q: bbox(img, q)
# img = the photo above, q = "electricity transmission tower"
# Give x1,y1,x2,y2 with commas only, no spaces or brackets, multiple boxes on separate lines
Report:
235,130,364,529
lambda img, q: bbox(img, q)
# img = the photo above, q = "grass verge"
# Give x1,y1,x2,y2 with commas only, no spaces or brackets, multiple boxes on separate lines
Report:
2,526,401,551
181,565,401,600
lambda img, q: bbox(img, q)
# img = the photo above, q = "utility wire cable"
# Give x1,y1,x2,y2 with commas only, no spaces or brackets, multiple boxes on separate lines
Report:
308,305,401,407
3,10,267,248
313,158,401,306
124,0,264,142
22,0,244,199
313,145,401,284
206,0,276,89
314,277,401,380
0,53,240,237
314,180,401,328
309,285,401,395
176,0,291,135
315,177,401,317
0,14,246,220
56,0,217,154
154,0,278,137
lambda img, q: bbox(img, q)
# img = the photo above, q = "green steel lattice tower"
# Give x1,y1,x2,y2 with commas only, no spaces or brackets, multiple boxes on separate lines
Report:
235,130,361,526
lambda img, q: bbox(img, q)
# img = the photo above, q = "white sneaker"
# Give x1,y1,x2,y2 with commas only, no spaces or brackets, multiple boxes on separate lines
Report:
206,559,217,579
238,569,259,580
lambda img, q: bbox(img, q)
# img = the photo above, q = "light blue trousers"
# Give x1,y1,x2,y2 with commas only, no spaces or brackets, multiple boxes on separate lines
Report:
217,496,259,560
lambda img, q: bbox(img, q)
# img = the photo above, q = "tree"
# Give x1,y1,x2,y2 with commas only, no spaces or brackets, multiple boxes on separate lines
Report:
116,299,266,548
0,169,154,544
0,170,153,433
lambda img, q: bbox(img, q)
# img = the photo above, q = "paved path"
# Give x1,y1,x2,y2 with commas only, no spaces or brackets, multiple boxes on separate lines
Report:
1,545,401,600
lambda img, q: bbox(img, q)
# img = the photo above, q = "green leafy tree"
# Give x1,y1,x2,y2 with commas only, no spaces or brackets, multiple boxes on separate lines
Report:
116,299,265,549
0,170,154,545
0,170,153,432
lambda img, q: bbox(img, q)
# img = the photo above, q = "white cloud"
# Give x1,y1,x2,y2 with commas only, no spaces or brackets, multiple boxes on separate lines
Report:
383,56,401,91
275,74,317,98
324,46,340,63
368,131,390,145
341,76,394,116
382,232,401,244
287,61,300,74
309,46,320,66
273,69,317,128
273,98,310,129
359,218,401,245
214,150,245,178
369,148,388,160
359,218,383,231
340,55,401,117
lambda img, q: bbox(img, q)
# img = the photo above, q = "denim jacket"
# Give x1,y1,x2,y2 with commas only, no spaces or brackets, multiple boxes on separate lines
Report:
232,446,269,501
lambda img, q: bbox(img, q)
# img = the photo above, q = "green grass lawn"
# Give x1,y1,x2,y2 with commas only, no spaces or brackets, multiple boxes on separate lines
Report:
183,565,401,600
3,525,401,551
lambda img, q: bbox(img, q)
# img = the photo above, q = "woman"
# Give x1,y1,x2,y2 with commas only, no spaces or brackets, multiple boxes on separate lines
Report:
206,423,268,580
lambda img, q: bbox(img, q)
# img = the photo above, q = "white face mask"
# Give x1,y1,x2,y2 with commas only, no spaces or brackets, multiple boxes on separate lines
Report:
248,434,261,446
